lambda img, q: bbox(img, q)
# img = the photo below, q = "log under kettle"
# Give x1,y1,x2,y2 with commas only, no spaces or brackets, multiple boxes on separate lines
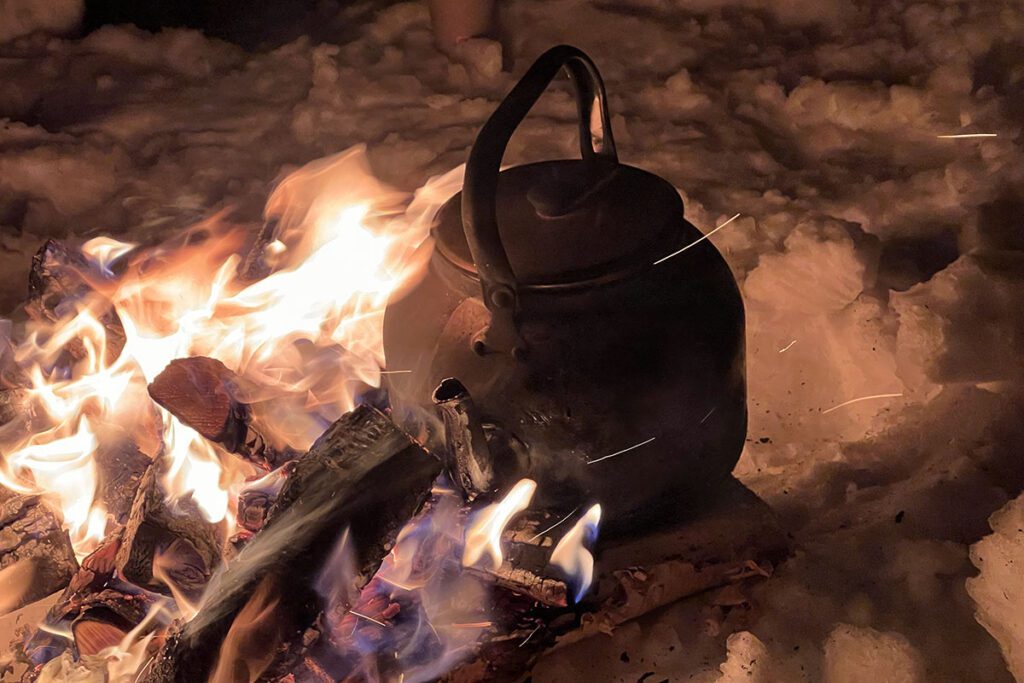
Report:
382,45,746,525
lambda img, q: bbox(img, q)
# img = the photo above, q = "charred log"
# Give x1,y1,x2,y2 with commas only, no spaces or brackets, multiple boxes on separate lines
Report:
47,536,154,657
142,404,442,683
0,486,78,616
94,435,151,525
147,356,296,469
114,459,224,599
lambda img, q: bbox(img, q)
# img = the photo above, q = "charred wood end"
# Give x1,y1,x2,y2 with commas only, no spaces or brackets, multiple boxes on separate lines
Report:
147,356,294,469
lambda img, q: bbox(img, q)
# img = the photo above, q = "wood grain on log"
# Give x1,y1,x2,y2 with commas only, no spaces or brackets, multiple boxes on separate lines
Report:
148,356,295,469
142,404,441,683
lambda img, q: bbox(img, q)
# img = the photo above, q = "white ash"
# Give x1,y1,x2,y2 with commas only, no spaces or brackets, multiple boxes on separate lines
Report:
0,0,1022,680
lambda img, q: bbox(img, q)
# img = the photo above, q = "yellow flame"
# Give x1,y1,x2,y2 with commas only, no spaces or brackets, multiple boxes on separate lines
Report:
462,478,537,570
549,504,602,602
0,146,461,558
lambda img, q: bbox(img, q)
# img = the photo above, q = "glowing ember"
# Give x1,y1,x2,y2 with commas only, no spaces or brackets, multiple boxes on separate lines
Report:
0,145,462,558
549,504,602,602
462,478,537,570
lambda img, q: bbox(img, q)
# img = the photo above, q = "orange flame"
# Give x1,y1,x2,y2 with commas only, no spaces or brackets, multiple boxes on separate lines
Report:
0,146,463,559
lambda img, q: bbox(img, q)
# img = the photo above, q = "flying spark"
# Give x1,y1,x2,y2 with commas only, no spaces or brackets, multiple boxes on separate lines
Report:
519,624,542,647
529,506,581,542
349,610,388,627
821,392,903,414
936,133,997,139
778,340,797,353
587,437,656,465
653,213,742,265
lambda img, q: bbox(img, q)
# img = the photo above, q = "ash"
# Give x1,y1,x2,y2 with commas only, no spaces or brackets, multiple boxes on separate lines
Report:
1,0,1023,681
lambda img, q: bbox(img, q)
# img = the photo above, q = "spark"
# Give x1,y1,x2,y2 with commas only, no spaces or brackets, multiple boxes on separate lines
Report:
349,610,388,627
519,624,542,647
653,213,741,265
936,133,997,139
778,340,797,353
379,369,413,374
586,436,656,465
446,621,493,629
529,506,581,542
699,407,716,424
821,392,903,414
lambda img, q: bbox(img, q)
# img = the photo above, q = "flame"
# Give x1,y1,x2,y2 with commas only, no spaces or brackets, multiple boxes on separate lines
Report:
461,478,537,570
0,145,462,560
80,237,137,276
549,503,602,602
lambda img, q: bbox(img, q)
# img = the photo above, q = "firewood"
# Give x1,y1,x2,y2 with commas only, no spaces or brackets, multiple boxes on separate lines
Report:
141,404,442,683
0,486,78,616
114,459,225,599
26,239,126,364
94,434,151,524
147,356,296,469
24,536,155,663
446,478,791,682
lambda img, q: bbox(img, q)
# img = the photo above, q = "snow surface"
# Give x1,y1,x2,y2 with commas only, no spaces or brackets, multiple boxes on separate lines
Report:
1,0,1023,680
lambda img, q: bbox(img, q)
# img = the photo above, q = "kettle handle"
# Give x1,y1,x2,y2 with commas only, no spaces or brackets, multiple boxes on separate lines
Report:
462,45,618,354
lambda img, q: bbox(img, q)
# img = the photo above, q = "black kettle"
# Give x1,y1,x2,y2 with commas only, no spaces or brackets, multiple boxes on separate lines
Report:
383,45,746,525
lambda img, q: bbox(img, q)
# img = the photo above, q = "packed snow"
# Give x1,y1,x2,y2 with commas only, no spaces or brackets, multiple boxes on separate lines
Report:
1,0,1023,680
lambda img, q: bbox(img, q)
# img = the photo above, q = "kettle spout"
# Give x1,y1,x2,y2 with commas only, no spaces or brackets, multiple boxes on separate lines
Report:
433,378,496,500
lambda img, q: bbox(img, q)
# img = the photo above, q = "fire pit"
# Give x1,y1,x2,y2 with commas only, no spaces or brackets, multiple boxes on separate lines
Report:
0,47,785,682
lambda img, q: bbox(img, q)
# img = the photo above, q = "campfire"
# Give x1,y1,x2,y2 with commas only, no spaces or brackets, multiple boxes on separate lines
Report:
0,48,788,682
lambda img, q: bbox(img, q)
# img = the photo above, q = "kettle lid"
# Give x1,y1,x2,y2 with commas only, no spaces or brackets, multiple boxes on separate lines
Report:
433,158,684,286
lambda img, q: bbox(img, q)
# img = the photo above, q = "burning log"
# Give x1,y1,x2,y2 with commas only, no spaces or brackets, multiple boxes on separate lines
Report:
147,356,296,470
0,487,78,616
114,459,225,599
448,478,790,681
46,536,154,657
26,239,126,363
94,434,152,525
142,404,442,683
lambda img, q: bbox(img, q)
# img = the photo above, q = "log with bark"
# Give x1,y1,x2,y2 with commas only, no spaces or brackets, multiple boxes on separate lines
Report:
142,404,442,683
0,486,78,617
148,356,296,470
114,459,225,599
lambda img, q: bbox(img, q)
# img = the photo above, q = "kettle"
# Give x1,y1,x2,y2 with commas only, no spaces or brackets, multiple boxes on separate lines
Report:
383,45,746,525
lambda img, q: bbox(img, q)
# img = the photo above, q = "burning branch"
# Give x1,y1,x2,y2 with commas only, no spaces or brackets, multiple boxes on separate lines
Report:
142,405,441,682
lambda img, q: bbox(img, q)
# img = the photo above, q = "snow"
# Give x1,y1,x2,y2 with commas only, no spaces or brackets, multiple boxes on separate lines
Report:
0,0,83,44
0,0,1022,680
969,494,1024,682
